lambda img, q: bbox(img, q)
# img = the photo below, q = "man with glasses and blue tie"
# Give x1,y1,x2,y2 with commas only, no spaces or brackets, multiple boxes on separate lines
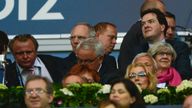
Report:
24,75,53,108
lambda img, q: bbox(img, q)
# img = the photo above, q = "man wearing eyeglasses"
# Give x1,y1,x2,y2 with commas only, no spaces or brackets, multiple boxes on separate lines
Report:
5,34,64,87
118,0,192,80
62,22,96,75
119,8,192,80
24,75,53,108
75,38,120,84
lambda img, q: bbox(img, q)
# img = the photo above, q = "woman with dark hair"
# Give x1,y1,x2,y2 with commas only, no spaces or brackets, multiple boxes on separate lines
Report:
109,79,146,108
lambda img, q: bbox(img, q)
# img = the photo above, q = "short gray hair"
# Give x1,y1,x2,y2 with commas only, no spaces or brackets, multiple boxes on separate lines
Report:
148,42,177,61
76,37,105,56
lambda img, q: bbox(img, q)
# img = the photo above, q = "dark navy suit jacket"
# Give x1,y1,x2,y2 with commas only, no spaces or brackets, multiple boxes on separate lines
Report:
118,21,192,79
5,54,65,87
63,52,121,84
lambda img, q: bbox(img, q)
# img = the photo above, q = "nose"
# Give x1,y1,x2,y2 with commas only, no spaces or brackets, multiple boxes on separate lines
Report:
22,52,29,58
30,91,38,97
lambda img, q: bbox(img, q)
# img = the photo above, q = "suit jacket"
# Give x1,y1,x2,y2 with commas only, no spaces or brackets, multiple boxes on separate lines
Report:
63,52,120,84
118,21,192,79
5,54,65,87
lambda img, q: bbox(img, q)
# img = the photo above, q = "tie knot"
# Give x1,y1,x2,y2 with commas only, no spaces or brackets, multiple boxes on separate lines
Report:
22,67,34,75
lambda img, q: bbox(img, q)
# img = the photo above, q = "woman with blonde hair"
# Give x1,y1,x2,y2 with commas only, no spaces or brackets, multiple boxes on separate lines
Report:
125,63,157,92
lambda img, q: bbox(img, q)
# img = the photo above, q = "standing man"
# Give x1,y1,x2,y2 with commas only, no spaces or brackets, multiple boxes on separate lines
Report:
24,75,54,108
6,34,64,87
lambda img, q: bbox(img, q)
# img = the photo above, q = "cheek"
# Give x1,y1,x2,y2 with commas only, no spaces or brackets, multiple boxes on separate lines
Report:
141,78,149,87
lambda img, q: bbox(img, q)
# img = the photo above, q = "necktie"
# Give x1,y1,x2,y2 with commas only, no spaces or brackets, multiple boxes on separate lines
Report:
22,67,34,83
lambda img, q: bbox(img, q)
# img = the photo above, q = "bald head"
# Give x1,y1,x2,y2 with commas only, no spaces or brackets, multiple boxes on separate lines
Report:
140,0,166,14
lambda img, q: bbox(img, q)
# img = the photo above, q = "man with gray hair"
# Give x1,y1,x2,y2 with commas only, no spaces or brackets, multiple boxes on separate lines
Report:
75,37,120,84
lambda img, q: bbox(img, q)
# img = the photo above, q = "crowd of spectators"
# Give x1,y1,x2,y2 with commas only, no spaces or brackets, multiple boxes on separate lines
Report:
0,0,192,108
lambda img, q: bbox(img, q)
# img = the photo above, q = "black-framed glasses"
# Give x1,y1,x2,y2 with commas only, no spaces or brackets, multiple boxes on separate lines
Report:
129,71,147,79
77,56,100,64
25,88,47,95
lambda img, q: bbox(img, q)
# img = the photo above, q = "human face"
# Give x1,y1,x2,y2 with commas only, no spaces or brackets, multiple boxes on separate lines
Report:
81,72,95,83
12,39,37,69
62,75,84,86
129,66,149,90
76,49,103,71
97,25,117,54
25,79,53,108
166,17,176,40
70,25,90,51
109,83,135,108
154,51,172,70
141,13,165,43
134,56,154,73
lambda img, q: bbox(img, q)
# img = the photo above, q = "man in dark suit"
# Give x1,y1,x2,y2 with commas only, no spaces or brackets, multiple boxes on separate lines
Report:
5,34,64,87
75,38,120,84
118,1,192,79
63,22,118,76
0,30,10,84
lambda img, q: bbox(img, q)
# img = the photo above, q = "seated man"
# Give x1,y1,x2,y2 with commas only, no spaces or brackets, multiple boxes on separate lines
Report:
6,34,64,87
75,37,120,84
24,75,54,108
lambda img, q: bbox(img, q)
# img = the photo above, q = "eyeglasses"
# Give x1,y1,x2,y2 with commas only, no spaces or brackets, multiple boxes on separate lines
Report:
70,35,86,41
141,19,158,27
77,56,100,64
129,71,147,79
156,52,172,56
25,88,47,95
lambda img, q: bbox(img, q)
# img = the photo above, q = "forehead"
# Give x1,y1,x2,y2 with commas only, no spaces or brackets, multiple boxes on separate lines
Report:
77,49,96,58
13,39,35,50
71,25,89,36
157,46,171,52
26,79,46,89
130,66,145,72
113,83,127,90
142,13,157,21
135,56,153,64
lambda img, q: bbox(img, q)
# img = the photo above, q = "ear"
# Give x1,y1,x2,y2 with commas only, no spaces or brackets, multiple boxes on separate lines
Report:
48,95,54,103
160,24,165,32
95,32,100,38
130,97,136,104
